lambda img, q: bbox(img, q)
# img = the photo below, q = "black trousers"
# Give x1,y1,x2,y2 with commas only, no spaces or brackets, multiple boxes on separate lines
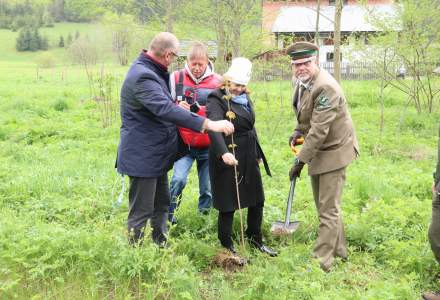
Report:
218,205,263,248
429,190,440,263
127,174,170,244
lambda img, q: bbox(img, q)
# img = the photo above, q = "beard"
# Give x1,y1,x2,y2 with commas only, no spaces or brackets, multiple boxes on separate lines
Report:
296,73,311,82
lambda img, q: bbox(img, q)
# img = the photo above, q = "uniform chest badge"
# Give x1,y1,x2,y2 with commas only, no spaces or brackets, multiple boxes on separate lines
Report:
315,94,331,110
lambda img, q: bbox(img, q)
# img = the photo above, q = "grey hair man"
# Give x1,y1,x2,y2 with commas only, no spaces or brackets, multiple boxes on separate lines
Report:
287,41,359,271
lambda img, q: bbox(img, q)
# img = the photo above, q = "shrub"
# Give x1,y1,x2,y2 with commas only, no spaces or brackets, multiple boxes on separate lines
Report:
35,53,57,68
67,37,98,66
53,99,69,111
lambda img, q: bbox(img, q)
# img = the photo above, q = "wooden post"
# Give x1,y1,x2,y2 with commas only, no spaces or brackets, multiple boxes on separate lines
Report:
333,0,343,83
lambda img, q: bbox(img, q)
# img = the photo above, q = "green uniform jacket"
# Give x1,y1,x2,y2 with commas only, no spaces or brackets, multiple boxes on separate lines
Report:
293,68,359,175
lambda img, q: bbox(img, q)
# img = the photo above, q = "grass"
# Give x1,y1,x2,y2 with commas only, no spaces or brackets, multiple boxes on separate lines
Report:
1,23,440,299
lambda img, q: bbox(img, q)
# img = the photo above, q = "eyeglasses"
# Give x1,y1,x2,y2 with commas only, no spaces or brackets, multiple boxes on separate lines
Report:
169,50,178,58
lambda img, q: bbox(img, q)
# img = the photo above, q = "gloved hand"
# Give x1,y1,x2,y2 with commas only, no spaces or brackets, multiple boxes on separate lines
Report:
288,131,304,147
289,158,305,180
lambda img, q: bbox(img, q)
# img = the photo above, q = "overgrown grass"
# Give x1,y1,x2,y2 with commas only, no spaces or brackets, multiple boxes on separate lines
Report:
1,24,440,300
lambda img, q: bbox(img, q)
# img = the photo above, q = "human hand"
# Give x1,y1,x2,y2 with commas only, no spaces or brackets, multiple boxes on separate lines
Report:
178,101,191,110
222,153,238,166
288,131,304,147
289,159,305,180
433,182,437,194
205,119,234,136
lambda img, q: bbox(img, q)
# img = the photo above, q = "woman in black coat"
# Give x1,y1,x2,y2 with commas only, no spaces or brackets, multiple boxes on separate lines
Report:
206,57,277,256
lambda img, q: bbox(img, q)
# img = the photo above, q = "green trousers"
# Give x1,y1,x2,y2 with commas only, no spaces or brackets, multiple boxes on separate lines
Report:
310,167,347,271
429,190,440,263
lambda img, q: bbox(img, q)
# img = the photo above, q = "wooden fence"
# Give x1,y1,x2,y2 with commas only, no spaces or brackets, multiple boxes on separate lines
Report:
251,61,382,81
171,60,396,81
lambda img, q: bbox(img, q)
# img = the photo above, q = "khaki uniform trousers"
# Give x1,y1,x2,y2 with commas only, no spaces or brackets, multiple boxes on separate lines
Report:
310,167,347,270
429,190,440,263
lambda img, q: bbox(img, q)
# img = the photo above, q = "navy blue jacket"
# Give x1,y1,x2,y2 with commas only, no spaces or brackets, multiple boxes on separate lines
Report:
117,52,205,177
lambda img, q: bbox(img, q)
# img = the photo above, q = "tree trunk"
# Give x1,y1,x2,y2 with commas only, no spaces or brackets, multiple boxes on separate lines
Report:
216,21,227,73
314,0,321,46
232,18,241,57
213,0,228,73
165,0,174,32
230,0,241,58
333,0,343,83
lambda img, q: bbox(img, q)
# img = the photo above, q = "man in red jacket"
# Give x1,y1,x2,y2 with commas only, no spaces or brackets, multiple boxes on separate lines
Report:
168,42,222,224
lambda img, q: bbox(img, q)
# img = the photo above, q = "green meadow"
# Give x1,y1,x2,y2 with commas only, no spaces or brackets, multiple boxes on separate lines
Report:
0,24,439,299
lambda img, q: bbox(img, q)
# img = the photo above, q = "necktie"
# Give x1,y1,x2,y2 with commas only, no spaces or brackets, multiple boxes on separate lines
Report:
297,84,305,110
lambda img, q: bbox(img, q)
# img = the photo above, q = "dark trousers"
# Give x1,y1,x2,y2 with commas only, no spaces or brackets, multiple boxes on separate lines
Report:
127,174,170,244
429,190,440,263
218,206,263,248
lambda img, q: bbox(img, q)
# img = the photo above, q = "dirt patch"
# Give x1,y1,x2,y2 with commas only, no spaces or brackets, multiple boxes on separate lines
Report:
271,227,292,236
212,250,247,272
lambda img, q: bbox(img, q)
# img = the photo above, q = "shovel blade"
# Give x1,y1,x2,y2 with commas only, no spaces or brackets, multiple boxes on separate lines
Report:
270,220,300,235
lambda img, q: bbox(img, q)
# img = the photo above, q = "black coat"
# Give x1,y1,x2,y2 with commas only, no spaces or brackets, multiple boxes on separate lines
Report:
116,52,204,177
207,89,271,212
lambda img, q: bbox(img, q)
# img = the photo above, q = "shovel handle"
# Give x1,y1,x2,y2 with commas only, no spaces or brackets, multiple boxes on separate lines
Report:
290,137,304,155
285,177,297,226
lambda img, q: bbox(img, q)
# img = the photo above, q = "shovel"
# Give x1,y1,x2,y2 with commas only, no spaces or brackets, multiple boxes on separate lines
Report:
271,176,300,235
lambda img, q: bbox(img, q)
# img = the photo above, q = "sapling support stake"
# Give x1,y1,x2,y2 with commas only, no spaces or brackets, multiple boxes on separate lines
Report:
223,84,246,253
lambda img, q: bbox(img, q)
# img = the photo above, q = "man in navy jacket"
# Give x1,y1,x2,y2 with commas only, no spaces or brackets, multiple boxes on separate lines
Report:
116,32,234,246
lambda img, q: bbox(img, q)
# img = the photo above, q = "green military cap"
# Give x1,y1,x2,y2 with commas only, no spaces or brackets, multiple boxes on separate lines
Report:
286,41,319,64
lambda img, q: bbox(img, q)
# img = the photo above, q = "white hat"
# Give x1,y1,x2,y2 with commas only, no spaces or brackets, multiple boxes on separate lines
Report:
224,57,252,85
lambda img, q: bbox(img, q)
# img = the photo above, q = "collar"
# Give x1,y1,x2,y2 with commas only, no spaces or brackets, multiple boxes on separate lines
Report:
297,67,320,91
184,61,214,84
143,50,168,72
296,79,312,91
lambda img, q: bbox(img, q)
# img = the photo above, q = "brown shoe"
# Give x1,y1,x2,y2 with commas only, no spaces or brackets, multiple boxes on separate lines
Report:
423,292,440,300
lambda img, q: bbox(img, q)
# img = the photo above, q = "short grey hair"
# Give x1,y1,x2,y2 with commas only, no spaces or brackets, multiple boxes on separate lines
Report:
148,32,179,57
187,41,209,62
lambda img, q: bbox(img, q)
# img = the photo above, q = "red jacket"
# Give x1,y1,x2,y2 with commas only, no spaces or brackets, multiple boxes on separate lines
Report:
170,62,222,148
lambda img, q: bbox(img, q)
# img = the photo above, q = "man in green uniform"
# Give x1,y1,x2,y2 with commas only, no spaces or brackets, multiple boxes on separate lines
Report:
287,42,359,272
422,127,440,300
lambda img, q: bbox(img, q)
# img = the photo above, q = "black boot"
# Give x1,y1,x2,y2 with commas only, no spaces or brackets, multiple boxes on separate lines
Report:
128,228,144,246
220,242,237,254
248,238,278,257
152,229,168,249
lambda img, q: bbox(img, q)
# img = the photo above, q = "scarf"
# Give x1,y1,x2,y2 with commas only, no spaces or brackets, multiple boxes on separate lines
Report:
231,93,250,112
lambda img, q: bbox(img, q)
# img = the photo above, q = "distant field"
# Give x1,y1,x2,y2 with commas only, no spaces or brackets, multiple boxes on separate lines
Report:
1,22,440,299
0,23,103,64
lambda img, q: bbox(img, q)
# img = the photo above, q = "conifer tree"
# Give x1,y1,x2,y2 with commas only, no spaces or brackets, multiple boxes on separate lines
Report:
16,28,29,51
59,35,64,47
29,28,41,51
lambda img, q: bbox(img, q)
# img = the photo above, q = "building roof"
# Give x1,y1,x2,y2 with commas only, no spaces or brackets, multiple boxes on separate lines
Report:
271,4,398,33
